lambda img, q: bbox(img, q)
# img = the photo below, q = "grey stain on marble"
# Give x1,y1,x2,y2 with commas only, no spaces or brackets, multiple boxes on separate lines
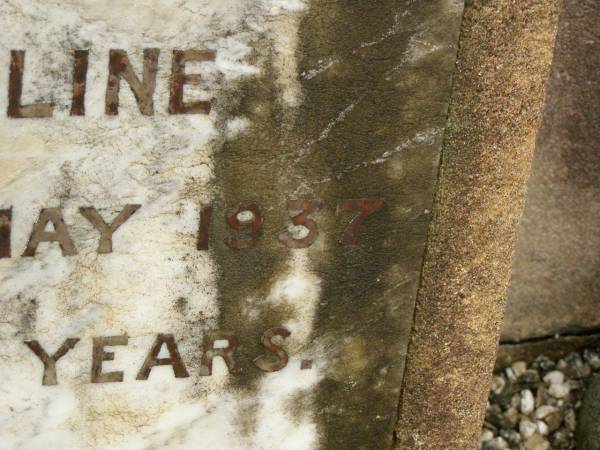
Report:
207,0,464,448
295,0,463,448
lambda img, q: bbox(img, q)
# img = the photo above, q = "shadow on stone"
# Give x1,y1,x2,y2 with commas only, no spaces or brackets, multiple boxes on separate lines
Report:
576,374,600,450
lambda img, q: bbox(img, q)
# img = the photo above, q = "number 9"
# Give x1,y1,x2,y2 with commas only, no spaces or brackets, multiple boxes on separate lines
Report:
225,203,263,250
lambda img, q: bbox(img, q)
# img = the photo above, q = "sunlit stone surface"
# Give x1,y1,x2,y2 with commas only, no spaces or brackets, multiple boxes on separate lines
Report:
0,0,463,448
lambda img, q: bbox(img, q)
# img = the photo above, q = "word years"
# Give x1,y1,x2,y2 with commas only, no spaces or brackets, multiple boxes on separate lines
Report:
25,327,309,386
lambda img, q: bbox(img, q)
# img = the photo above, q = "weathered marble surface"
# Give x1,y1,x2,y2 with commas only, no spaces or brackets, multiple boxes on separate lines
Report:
0,1,463,448
504,0,600,342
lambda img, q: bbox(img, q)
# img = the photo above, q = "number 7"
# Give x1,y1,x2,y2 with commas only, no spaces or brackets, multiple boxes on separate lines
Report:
337,199,384,246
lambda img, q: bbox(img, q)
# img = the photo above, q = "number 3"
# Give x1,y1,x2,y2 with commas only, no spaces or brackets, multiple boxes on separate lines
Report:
278,199,323,249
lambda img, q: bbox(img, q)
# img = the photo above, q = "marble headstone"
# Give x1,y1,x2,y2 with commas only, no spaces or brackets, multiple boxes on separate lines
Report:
0,1,463,448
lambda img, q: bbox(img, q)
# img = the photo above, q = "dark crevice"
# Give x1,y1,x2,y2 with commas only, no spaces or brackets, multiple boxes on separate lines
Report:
500,328,600,347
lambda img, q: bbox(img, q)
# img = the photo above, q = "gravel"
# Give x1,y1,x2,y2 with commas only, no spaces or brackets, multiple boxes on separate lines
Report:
480,349,600,450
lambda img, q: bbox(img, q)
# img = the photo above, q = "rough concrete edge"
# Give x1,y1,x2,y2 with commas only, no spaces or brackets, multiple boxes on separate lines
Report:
394,1,561,449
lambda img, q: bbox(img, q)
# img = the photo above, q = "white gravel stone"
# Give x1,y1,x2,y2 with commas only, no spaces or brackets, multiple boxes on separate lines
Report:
510,394,521,410
491,376,506,395
524,434,550,450
584,350,600,369
512,361,527,377
488,437,509,449
543,370,565,385
534,405,557,420
536,420,549,436
480,429,494,443
548,382,570,399
505,368,518,382
521,389,535,414
519,419,537,439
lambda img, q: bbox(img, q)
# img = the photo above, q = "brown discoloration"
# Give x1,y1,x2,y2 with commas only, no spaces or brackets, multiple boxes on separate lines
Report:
199,331,240,376
169,49,215,115
174,296,188,314
0,208,11,258
70,50,89,116
197,204,212,251
25,338,79,385
336,199,384,247
92,335,128,383
209,55,300,433
136,334,190,380
7,50,53,118
79,204,140,254
224,203,263,250
278,199,323,249
253,326,290,372
105,49,159,116
301,359,313,370
395,1,560,448
23,208,77,257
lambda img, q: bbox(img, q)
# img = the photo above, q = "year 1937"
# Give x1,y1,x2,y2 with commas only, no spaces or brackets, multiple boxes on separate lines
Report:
0,199,384,258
